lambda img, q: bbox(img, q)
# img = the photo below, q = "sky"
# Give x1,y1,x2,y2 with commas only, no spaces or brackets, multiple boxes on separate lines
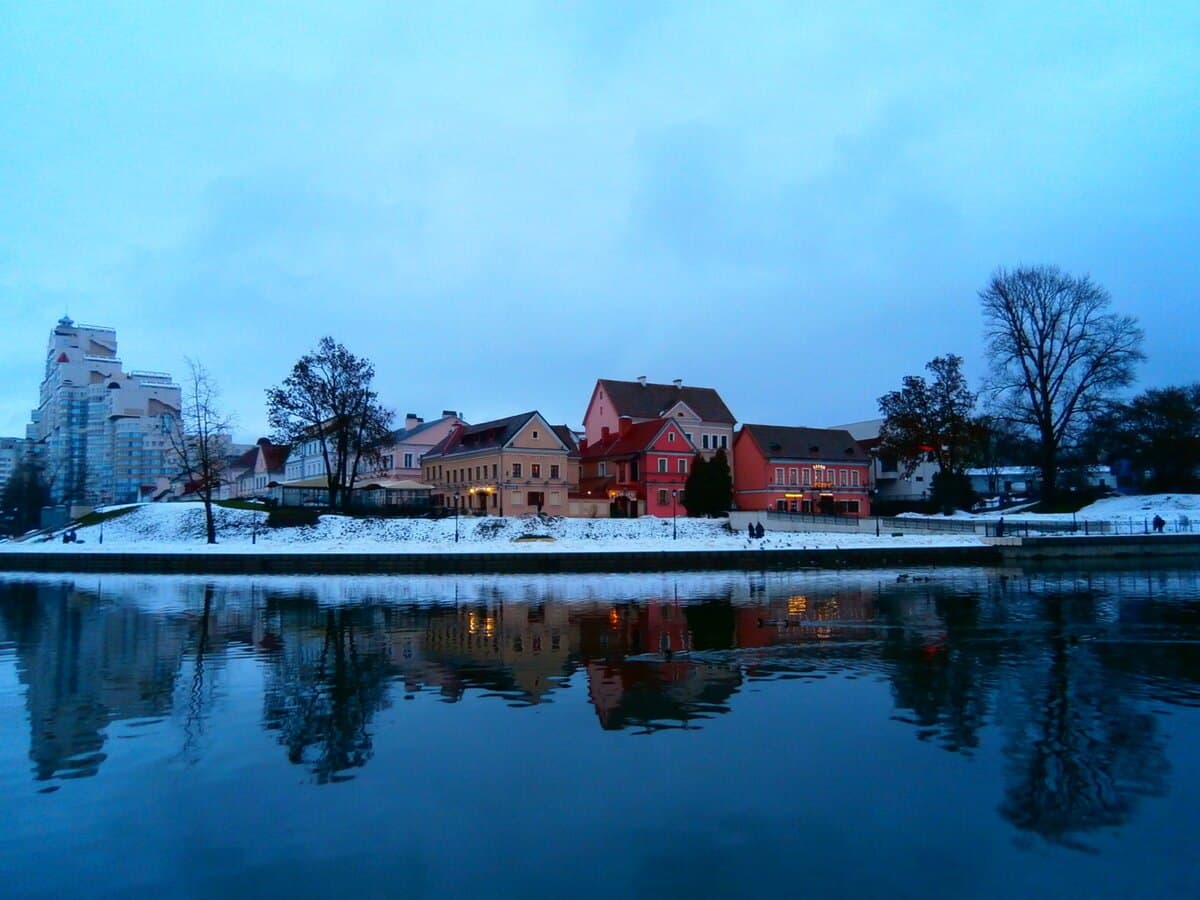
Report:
2,1,1197,443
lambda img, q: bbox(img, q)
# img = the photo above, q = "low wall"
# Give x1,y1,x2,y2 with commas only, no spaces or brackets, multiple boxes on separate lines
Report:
1004,533,1200,562
0,545,1001,576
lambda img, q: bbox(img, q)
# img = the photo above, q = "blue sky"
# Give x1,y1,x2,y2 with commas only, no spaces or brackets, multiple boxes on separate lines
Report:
2,1,1197,442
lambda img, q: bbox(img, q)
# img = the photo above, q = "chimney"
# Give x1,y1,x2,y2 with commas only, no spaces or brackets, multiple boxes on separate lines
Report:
405,413,421,429
601,426,610,440
618,416,633,436
637,375,647,386
442,409,457,419
579,437,588,451
673,378,682,389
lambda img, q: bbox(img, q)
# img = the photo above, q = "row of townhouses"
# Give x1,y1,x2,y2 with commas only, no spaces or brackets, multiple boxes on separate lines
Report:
218,375,878,518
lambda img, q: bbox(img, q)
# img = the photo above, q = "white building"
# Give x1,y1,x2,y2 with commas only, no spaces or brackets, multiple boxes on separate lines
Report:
28,317,181,506
835,419,941,504
0,437,25,492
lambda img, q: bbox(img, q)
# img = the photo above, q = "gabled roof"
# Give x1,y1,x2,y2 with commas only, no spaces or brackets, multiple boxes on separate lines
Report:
260,441,290,473
426,411,571,458
580,418,687,459
551,425,579,457
740,424,865,461
387,414,462,445
597,379,736,424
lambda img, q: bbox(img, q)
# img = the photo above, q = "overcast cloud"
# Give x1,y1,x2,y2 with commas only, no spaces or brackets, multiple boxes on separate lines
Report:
2,1,1197,441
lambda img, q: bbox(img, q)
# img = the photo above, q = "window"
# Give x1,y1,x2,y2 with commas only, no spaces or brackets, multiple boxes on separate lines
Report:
702,434,710,449
776,499,787,511
775,467,784,484
840,469,848,486
658,458,667,473
678,458,687,474
550,464,560,479
599,462,607,476
512,462,522,477
802,468,811,485
657,489,669,506
719,435,728,449
851,470,860,487
531,464,541,478
788,467,798,485
492,464,497,478
668,431,676,443
403,452,414,468
532,430,539,439
685,432,693,444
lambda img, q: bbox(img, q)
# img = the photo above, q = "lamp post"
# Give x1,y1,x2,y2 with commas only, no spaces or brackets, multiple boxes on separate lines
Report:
671,489,678,540
453,492,460,543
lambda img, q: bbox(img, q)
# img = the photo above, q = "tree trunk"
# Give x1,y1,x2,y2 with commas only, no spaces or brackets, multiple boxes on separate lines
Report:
1039,444,1058,507
202,489,217,544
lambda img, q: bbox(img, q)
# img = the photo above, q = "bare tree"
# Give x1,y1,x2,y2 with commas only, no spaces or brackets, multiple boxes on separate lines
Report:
979,266,1143,505
171,359,234,544
266,337,394,511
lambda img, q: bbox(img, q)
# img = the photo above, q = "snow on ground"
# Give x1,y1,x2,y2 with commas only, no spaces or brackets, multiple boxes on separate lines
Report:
903,493,1200,525
0,502,988,554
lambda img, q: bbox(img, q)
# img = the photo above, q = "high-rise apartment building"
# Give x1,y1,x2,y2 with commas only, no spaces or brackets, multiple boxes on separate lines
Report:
29,317,181,506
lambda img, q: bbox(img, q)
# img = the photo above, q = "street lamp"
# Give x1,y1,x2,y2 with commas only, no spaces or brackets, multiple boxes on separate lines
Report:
671,489,678,540
453,492,460,543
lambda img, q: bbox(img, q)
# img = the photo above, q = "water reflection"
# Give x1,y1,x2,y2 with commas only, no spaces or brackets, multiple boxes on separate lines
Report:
2,567,1199,850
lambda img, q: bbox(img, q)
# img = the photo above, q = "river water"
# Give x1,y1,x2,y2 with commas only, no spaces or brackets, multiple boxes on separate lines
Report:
1,567,1199,898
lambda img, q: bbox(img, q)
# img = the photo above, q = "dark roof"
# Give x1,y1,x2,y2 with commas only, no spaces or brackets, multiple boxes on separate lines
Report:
260,441,290,473
552,425,579,457
580,418,684,459
740,424,865,461
597,379,735,424
387,414,461,445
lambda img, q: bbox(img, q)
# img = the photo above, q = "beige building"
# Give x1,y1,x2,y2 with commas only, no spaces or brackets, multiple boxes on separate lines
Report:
422,411,578,516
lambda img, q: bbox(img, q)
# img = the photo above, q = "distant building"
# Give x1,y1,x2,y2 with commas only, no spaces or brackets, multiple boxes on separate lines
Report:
0,436,26,492
582,377,736,461
374,411,466,480
835,418,939,504
27,317,181,506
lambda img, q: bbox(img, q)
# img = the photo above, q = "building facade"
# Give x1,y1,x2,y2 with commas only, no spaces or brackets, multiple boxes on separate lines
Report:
28,317,181,506
732,424,872,516
582,378,736,461
577,417,694,518
422,411,578,516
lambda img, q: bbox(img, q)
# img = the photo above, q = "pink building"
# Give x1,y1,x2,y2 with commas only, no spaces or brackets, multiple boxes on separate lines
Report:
578,417,694,517
733,424,871,517
582,377,736,461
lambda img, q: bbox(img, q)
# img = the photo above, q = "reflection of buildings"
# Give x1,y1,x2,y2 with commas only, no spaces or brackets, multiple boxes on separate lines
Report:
419,602,578,704
0,582,189,781
575,601,741,731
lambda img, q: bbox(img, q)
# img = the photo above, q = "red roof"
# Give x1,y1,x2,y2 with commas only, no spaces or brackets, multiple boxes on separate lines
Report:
580,418,684,459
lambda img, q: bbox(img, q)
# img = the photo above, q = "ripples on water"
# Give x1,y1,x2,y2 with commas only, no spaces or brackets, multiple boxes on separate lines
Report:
2,566,1199,897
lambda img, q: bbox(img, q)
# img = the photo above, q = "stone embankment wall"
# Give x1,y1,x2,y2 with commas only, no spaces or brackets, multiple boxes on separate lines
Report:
0,545,999,575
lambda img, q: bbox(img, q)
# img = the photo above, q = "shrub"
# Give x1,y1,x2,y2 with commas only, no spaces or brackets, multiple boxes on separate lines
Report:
266,507,320,528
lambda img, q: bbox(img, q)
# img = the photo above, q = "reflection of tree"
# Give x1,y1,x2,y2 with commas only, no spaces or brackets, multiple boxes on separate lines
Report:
997,593,1169,851
878,585,1001,754
262,604,393,784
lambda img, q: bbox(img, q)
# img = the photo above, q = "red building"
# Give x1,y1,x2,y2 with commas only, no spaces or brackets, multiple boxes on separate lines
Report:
578,417,694,517
732,424,871,516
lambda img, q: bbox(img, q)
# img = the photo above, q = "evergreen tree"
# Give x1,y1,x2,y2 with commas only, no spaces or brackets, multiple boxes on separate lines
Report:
682,453,708,516
708,448,733,516
0,460,50,536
